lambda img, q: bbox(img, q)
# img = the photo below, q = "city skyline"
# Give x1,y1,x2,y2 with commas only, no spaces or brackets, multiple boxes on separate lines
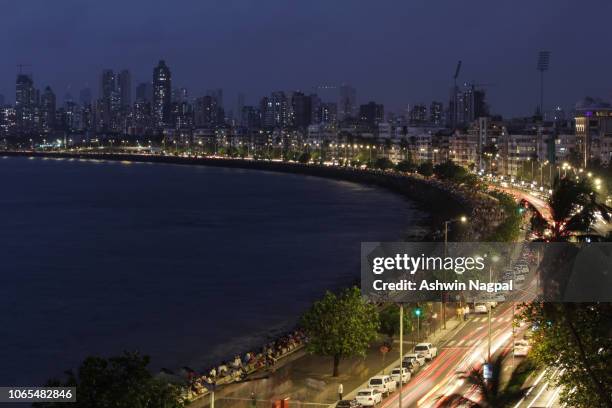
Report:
1,0,611,117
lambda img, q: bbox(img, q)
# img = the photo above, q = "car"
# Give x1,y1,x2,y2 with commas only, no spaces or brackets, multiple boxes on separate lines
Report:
414,343,438,360
403,352,426,367
355,389,382,406
367,375,396,397
390,366,411,384
474,303,488,314
491,294,506,303
514,339,530,357
514,274,526,282
336,400,362,408
401,356,420,372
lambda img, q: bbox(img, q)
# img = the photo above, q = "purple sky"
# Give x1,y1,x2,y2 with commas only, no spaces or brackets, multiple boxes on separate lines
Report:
1,0,611,117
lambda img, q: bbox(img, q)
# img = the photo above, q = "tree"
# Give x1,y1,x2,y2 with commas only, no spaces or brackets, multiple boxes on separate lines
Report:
379,304,412,338
532,177,610,241
395,158,416,173
298,151,311,164
520,303,612,408
444,353,532,408
373,157,393,170
33,352,184,408
301,287,379,377
417,161,434,177
522,177,612,407
433,160,468,182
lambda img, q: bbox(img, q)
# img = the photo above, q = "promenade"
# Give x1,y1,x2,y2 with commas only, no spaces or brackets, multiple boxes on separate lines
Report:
189,308,466,408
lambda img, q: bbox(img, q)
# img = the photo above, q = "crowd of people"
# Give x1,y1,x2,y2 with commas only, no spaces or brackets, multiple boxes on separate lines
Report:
183,329,307,399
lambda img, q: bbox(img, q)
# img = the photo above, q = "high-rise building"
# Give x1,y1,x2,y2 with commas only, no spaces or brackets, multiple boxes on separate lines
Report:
172,87,188,103
97,69,119,131
206,89,224,110
194,95,221,128
319,102,337,125
240,106,261,130
236,93,245,125
0,106,17,135
117,70,131,108
135,82,153,103
15,73,36,133
153,60,172,127
261,91,289,129
291,91,312,129
338,84,357,121
41,86,56,132
430,102,443,126
359,101,384,129
408,104,427,125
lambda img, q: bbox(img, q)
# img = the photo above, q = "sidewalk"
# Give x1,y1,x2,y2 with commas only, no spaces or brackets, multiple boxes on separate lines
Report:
190,312,467,408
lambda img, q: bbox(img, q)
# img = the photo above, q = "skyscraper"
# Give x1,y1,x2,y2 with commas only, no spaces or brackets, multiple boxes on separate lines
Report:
430,102,443,126
153,60,172,127
15,73,36,132
338,84,357,121
98,69,119,131
291,91,312,129
41,86,56,132
408,104,427,125
359,101,384,129
117,70,131,108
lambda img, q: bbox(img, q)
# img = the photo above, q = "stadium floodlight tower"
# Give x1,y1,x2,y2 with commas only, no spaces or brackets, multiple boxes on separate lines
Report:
537,51,550,118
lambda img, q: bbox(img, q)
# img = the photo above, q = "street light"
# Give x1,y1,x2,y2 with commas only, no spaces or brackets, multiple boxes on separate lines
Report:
399,304,404,408
442,216,468,329
415,307,422,341
487,254,499,362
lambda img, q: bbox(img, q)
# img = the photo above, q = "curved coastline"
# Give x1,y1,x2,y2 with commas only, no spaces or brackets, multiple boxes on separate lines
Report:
1,151,485,239
1,150,508,403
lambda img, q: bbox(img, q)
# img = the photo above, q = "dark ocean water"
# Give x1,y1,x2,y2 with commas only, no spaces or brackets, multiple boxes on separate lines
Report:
0,156,426,387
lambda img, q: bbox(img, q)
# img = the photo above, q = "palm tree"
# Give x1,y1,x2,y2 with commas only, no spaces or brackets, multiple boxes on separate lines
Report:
441,353,528,407
532,177,609,241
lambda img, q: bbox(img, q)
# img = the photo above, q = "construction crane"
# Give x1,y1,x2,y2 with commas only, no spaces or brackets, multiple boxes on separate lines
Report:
453,60,462,86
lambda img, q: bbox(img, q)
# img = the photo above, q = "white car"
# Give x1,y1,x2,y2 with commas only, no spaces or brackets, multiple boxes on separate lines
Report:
474,303,488,314
414,343,438,360
390,367,411,384
491,294,506,303
355,389,382,406
403,352,426,367
368,375,396,397
514,340,530,357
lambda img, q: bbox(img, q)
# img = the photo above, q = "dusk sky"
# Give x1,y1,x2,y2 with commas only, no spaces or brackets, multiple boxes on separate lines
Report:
1,0,611,117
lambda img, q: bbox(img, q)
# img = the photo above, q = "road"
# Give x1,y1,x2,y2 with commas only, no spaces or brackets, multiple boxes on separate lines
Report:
512,367,563,408
491,184,611,236
379,286,539,408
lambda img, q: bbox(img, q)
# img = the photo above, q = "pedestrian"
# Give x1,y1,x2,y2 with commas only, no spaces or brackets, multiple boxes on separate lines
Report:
250,391,257,408
338,383,343,401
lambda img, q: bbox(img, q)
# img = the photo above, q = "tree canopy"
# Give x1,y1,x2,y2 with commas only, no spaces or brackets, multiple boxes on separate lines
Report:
417,161,434,177
33,352,184,408
301,287,379,376
520,303,612,408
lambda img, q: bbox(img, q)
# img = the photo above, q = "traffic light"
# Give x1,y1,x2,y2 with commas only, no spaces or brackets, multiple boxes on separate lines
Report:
414,307,422,317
